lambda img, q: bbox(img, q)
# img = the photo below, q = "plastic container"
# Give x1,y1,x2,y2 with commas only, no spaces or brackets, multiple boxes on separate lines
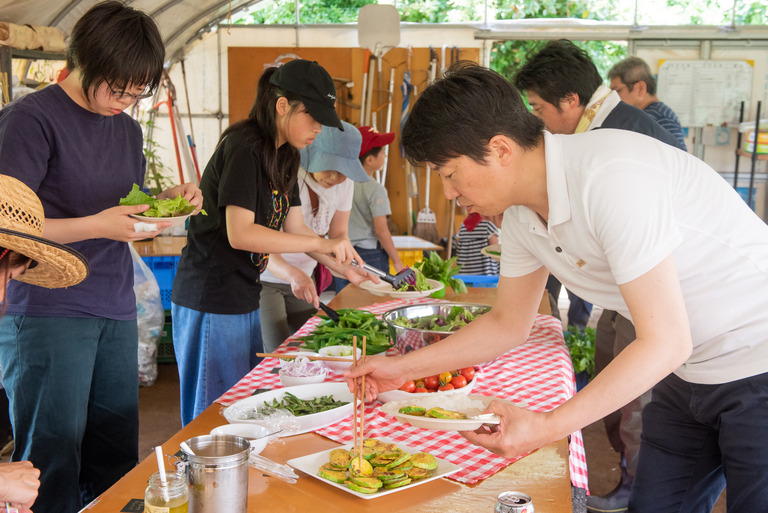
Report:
144,470,188,513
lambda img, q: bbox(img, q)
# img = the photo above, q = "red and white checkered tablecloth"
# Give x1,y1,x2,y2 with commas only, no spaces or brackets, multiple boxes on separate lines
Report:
216,297,589,490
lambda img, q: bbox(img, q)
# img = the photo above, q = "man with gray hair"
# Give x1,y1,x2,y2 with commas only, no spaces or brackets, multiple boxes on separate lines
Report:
608,56,687,150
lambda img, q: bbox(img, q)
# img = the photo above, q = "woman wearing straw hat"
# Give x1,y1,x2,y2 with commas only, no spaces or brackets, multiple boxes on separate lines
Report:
0,3,202,512
0,175,89,512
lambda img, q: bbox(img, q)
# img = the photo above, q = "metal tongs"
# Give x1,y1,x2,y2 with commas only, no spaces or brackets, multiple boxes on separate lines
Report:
351,261,417,290
249,453,299,484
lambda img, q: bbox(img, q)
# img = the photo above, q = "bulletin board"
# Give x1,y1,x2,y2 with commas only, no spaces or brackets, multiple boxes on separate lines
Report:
657,60,752,127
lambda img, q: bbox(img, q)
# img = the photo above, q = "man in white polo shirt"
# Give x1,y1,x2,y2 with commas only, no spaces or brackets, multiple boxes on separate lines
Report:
347,62,768,513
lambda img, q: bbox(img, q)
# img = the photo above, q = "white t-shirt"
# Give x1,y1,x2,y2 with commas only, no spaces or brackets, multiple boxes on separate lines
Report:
501,130,768,384
261,168,354,283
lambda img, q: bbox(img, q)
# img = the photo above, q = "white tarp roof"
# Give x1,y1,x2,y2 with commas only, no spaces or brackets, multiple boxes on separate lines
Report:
0,0,265,60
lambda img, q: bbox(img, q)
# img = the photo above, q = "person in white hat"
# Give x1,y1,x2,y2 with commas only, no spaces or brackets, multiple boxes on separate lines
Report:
0,175,89,513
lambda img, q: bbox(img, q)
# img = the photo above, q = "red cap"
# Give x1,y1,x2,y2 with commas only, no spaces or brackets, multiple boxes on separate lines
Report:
357,126,395,158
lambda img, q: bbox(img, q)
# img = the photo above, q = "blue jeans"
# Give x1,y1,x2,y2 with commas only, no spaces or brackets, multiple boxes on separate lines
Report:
0,316,139,513
631,372,768,513
171,304,263,426
335,246,389,293
545,275,593,330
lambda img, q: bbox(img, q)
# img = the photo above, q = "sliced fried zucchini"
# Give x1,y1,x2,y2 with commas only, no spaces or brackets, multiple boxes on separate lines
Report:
348,456,374,477
372,468,405,482
345,481,379,494
398,405,427,416
383,477,412,489
369,455,395,467
318,468,348,483
385,452,411,469
329,448,351,469
350,446,375,460
406,467,430,480
349,476,383,489
426,407,467,419
411,452,438,470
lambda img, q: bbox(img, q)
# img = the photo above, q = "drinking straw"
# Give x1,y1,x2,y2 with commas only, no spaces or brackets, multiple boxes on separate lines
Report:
154,446,169,502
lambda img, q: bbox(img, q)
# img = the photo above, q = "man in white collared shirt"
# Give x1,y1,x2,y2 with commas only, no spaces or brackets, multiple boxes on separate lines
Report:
349,62,768,513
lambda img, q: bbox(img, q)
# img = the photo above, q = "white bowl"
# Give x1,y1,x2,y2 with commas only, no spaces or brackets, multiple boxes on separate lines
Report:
278,368,327,387
209,423,271,455
317,345,363,373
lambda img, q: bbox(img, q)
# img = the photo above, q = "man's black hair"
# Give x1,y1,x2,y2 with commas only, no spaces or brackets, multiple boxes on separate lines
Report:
401,61,544,168
68,1,165,98
513,39,602,108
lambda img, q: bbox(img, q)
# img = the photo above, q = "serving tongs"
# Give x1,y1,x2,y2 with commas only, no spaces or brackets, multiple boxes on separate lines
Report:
351,260,417,290
318,301,340,322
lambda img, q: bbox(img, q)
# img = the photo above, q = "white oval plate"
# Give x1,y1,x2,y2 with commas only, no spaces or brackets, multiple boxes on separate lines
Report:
377,374,478,403
380,394,501,431
287,437,460,500
130,213,192,228
221,382,355,436
359,278,444,298
481,243,501,262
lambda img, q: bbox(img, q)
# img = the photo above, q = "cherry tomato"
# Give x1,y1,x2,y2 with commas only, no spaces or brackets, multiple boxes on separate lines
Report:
413,387,429,393
451,375,468,389
451,369,461,377
414,379,426,389
460,367,475,382
437,383,454,392
425,375,440,390
438,372,453,386
399,380,416,393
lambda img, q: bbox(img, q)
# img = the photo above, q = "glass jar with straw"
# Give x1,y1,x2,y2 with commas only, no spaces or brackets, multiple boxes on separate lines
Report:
145,446,189,513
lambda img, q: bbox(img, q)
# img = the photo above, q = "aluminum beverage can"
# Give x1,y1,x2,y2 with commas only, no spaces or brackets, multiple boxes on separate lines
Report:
494,491,534,513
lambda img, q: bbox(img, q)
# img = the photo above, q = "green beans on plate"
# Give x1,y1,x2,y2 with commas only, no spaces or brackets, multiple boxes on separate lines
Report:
295,308,391,354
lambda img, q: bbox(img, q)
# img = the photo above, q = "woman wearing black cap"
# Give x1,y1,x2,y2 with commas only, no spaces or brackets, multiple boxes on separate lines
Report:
171,60,369,425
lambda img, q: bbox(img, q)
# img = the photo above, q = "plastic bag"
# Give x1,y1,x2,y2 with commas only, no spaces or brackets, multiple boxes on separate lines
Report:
131,245,165,386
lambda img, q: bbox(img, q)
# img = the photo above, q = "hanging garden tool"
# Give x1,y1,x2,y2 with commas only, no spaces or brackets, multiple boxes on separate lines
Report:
180,59,201,182
357,4,400,128
413,47,440,244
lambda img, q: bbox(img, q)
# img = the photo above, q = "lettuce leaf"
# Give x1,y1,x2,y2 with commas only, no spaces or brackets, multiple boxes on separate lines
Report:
119,183,206,217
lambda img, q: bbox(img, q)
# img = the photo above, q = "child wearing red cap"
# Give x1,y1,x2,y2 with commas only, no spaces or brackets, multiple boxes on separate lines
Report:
335,127,404,292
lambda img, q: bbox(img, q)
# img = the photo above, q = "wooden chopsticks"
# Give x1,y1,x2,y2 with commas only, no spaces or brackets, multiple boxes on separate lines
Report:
255,352,352,363
352,336,367,468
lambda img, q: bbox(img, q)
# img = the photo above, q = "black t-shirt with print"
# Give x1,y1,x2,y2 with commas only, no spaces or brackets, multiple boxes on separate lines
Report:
172,129,300,314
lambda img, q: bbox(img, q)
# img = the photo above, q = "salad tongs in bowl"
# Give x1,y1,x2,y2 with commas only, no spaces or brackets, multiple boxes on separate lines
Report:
351,261,416,290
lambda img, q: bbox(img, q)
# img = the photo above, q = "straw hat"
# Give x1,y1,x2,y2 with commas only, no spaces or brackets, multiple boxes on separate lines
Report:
0,175,89,288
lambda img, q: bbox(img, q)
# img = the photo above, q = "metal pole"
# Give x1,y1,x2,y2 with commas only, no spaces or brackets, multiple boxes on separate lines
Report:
748,101,761,209
734,101,744,188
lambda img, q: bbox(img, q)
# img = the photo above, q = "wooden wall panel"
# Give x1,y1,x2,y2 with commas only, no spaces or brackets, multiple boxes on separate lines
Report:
228,46,479,246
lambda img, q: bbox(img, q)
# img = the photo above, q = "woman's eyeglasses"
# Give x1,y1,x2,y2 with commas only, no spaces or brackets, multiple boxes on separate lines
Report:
104,78,153,101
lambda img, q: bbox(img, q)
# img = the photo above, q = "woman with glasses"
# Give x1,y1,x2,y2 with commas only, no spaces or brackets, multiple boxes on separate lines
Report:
0,3,202,512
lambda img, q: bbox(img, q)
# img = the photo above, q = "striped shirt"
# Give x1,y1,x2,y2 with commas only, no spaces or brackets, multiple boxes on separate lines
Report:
644,101,687,151
453,220,500,275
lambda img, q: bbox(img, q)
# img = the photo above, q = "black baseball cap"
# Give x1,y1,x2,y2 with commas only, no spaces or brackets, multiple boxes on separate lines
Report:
270,59,343,130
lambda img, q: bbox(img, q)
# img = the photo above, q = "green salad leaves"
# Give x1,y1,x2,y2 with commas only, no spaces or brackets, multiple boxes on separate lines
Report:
119,183,206,217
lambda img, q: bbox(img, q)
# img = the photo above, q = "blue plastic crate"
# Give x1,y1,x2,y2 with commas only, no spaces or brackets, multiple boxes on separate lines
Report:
454,274,499,288
141,256,180,309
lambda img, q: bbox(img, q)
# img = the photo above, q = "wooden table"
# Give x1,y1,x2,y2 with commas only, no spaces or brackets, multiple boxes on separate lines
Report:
85,288,569,512
132,236,187,257
392,235,443,252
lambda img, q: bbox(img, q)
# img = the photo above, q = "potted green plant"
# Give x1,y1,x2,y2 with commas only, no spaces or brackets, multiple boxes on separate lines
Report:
563,325,595,391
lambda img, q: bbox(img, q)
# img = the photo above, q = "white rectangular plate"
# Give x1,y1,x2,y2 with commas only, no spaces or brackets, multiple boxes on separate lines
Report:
287,438,460,499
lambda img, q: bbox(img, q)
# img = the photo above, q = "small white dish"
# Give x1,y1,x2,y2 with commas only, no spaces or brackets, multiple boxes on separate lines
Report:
278,368,327,387
209,423,271,455
359,278,444,298
317,345,362,373
130,213,192,229
380,394,502,431
481,243,502,262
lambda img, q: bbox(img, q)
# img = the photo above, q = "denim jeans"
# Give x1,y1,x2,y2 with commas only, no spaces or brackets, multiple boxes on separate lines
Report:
335,245,389,293
631,371,768,513
545,275,593,330
171,304,263,426
0,316,139,513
